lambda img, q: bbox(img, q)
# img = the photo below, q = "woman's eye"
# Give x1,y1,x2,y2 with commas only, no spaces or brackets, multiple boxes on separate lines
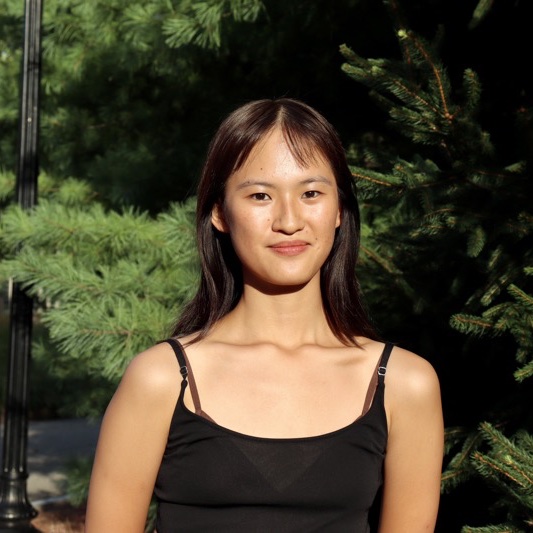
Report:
250,193,270,201
303,190,321,199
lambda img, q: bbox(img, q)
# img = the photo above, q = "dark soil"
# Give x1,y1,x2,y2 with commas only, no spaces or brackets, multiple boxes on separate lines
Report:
31,502,85,532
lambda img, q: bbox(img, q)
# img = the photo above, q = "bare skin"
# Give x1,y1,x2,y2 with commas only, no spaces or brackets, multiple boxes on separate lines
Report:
85,129,443,532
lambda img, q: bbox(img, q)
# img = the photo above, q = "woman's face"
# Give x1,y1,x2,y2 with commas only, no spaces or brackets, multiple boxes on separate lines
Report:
212,128,341,291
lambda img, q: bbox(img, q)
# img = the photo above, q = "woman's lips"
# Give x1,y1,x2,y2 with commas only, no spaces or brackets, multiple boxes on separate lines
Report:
270,241,309,256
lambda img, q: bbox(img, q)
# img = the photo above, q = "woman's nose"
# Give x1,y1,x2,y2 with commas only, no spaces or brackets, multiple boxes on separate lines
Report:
271,198,304,234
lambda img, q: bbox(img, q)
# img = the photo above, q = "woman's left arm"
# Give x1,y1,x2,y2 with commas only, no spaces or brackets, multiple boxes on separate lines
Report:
378,347,444,532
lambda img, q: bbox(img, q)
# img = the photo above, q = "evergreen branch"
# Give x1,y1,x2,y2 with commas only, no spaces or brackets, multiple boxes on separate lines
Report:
462,524,524,533
0,200,196,267
387,77,440,116
462,69,482,115
405,175,458,190
478,422,533,487
464,423,533,526
0,170,15,202
450,314,495,335
228,0,265,22
469,0,496,30
0,255,104,300
388,102,445,137
41,297,176,381
387,66,441,118
359,244,403,277
0,250,193,306
514,361,533,383
480,270,516,308
508,285,533,311
445,426,471,454
397,29,453,119
467,226,487,258
162,0,263,50
351,170,400,188
441,431,483,491
516,432,533,457
0,172,95,206
472,452,531,509
340,45,441,116
472,451,527,492
412,224,446,235
410,208,459,238
469,167,524,182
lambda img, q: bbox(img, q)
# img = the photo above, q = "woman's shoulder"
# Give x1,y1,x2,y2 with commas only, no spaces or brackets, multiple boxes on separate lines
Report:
387,343,439,384
117,340,183,402
381,342,441,410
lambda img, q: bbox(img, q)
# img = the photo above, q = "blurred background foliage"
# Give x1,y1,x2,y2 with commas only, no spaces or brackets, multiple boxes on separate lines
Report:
1,0,532,530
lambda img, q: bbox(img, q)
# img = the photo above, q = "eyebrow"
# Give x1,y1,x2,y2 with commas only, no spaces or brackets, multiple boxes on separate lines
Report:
235,176,334,190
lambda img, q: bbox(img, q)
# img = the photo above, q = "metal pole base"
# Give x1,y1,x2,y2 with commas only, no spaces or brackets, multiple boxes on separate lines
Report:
0,474,39,532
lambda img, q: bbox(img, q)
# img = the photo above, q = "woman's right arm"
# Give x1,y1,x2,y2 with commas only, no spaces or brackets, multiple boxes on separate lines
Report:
85,343,179,533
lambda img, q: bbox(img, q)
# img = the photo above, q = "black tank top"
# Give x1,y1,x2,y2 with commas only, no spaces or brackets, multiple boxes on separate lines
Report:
154,340,393,533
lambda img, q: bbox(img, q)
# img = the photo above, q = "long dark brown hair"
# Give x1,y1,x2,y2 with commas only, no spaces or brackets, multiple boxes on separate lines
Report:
173,98,377,344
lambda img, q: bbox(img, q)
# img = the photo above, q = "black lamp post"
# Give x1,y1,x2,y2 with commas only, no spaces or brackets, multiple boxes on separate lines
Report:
0,0,43,530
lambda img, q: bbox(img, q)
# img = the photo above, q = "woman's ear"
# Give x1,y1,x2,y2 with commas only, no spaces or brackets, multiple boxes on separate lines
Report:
335,206,341,228
211,203,229,233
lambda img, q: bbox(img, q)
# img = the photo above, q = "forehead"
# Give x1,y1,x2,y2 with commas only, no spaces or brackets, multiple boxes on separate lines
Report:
236,128,333,175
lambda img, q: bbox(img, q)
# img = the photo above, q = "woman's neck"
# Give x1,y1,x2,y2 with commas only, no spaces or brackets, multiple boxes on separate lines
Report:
212,280,339,348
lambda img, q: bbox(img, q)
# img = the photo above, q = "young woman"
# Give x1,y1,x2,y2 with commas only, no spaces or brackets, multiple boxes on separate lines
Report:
85,98,444,532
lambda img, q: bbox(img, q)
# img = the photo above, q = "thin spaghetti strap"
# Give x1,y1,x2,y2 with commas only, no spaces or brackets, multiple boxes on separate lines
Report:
164,338,188,381
377,342,394,385
360,342,395,416
163,338,216,423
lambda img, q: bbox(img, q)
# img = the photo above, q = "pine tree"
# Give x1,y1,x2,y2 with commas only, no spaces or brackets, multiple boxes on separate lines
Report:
340,0,532,530
0,0,265,210
445,274,533,531
1,171,197,417
1,0,384,213
0,171,198,380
